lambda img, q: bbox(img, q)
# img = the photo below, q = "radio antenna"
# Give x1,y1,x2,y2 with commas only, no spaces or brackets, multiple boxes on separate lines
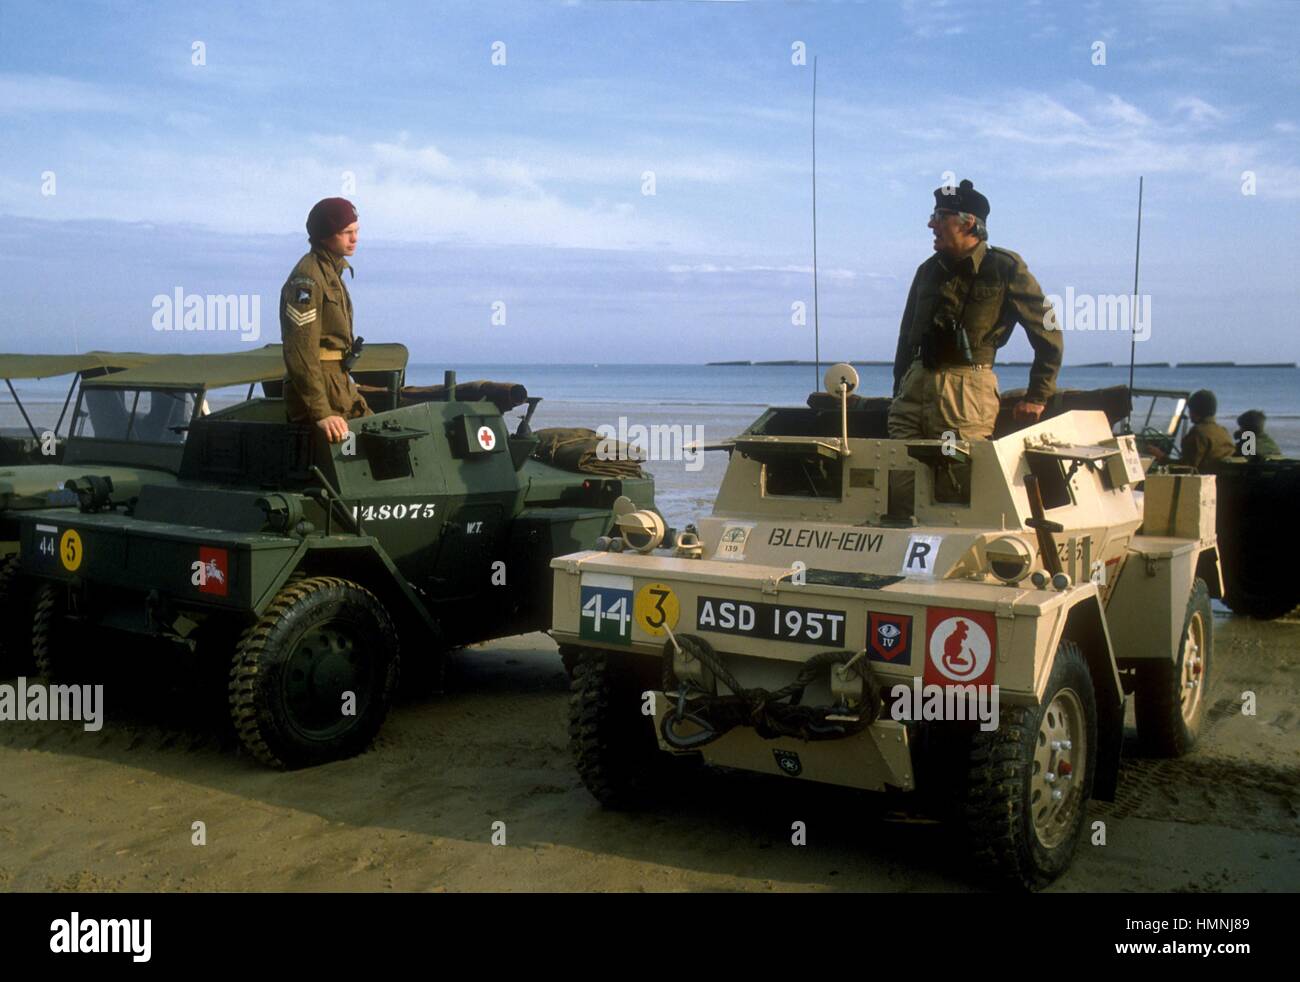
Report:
811,55,821,389
1126,175,1143,426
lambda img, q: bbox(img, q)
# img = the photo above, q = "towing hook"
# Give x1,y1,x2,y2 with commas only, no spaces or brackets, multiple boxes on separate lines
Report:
660,705,719,750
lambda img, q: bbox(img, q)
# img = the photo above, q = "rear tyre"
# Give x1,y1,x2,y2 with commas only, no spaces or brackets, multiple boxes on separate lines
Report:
0,555,35,678
31,583,91,683
959,640,1097,891
569,647,694,809
229,576,399,769
1136,578,1212,756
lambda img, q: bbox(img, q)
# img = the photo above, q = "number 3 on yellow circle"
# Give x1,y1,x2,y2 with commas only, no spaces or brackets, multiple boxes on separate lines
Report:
59,529,83,571
634,582,679,636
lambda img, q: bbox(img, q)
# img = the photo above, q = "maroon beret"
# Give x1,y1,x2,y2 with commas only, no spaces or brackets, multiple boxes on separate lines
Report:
306,197,358,242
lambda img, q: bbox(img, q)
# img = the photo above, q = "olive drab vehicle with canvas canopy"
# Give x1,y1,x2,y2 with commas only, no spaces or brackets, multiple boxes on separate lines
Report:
1125,386,1300,620
3,344,405,549
551,364,1219,891
1,345,407,677
16,366,657,770
0,350,162,467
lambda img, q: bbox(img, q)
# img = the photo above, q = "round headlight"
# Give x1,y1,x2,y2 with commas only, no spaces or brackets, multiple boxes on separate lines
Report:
985,536,1033,584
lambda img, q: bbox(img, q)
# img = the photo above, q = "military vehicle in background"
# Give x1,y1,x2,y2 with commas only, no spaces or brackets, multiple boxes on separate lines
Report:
551,365,1217,890
1124,386,1300,620
17,369,655,770
0,344,408,676
0,351,161,466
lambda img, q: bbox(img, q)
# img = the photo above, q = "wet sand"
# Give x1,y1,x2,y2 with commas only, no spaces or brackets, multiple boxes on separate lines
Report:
1,609,1297,893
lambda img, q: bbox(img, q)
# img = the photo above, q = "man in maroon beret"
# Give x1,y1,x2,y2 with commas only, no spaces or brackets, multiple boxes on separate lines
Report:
280,197,371,441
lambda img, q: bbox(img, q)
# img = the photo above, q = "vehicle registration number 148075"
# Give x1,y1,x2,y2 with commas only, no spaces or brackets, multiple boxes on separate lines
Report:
696,597,846,647
350,502,437,522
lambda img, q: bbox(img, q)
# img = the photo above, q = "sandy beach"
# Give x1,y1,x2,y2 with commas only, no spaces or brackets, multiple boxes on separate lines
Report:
1,608,1296,893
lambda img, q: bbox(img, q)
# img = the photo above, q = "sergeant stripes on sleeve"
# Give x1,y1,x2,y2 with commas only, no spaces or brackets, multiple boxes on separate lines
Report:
284,306,318,327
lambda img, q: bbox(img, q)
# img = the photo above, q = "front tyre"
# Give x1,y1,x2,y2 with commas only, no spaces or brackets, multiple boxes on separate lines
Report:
960,640,1097,891
229,576,399,769
569,647,692,809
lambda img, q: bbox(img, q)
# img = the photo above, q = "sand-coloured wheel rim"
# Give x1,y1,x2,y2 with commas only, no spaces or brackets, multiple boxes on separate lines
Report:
1030,686,1088,850
1180,609,1206,726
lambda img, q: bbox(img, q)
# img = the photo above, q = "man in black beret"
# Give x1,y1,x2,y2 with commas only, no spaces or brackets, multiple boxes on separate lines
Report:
888,179,1062,449
1234,409,1282,459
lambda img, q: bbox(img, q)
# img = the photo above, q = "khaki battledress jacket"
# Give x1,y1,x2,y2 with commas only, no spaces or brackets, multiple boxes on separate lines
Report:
1180,419,1236,472
888,242,1062,440
279,248,371,423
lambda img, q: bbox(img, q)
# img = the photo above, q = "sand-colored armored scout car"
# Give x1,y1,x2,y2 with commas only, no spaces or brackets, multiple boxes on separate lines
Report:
552,365,1220,890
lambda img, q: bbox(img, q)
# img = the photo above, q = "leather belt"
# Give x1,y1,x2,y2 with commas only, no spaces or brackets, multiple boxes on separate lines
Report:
319,349,344,362
911,355,994,370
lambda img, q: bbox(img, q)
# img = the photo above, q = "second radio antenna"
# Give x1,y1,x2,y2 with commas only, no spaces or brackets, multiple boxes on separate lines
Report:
1126,175,1144,428
811,55,821,389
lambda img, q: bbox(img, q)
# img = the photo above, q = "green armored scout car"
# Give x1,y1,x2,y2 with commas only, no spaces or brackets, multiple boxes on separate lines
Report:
1,345,408,676
552,365,1219,891
17,369,656,770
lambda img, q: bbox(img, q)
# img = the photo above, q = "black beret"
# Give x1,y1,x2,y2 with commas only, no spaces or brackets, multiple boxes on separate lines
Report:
934,178,990,221
1188,389,1217,418
1237,409,1266,431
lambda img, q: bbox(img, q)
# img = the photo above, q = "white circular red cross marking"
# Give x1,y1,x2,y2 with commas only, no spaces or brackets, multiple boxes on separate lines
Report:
928,615,992,682
477,426,496,451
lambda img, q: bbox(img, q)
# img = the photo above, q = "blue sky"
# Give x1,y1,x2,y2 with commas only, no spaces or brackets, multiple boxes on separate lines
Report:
1,0,1297,365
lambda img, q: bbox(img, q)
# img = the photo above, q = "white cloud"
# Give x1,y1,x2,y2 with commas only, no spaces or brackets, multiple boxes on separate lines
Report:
1099,94,1151,128
1173,96,1226,125
664,263,864,281
0,132,726,250
0,73,124,115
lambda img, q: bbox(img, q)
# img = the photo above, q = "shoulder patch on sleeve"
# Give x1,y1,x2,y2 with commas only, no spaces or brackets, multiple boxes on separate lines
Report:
285,276,318,307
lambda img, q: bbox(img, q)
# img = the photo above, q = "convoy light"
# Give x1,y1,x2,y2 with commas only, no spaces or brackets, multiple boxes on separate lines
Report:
985,536,1033,584
616,509,666,553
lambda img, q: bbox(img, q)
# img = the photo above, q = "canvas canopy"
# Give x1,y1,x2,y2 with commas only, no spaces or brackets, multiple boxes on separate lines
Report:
80,344,409,390
0,351,162,380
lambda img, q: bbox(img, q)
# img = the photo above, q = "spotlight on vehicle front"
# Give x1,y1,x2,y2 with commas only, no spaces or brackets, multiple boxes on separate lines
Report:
616,508,666,553
985,536,1033,584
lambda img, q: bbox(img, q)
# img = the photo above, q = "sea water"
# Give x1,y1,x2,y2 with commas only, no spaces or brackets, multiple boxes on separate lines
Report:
5,363,1296,530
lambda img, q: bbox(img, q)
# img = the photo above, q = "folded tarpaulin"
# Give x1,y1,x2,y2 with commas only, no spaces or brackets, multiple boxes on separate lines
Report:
531,427,645,478
805,391,893,413
356,379,528,414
